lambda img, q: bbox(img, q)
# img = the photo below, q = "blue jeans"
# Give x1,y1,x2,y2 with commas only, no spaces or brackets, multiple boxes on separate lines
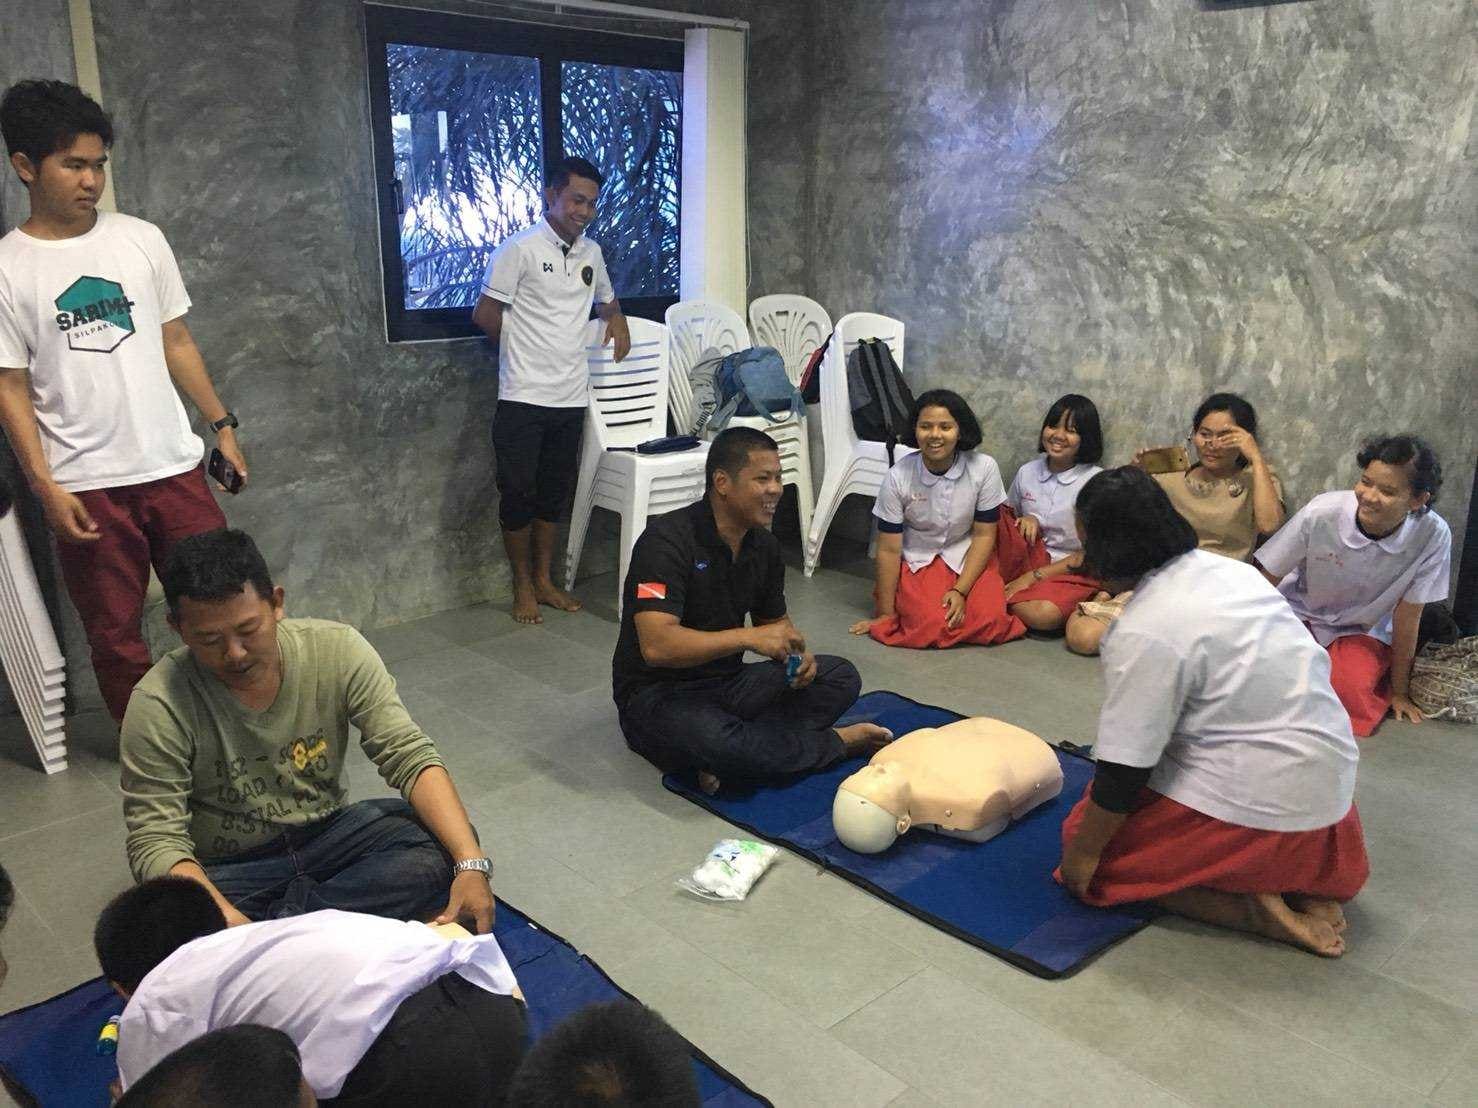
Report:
204,798,453,921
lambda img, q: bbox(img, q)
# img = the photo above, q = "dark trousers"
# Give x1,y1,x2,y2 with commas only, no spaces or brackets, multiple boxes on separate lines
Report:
325,974,528,1106
619,656,859,779
203,799,453,922
491,399,584,529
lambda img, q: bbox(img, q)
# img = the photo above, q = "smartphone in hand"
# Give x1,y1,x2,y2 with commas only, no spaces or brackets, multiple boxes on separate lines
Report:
208,447,244,494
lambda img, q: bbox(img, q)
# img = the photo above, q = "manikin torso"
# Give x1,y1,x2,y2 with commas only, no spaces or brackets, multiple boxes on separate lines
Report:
833,718,1064,853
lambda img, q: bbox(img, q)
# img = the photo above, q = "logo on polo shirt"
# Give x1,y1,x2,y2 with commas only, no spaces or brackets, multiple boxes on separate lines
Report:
543,262,555,273
694,560,708,571
581,265,593,286
636,582,667,600
53,275,136,353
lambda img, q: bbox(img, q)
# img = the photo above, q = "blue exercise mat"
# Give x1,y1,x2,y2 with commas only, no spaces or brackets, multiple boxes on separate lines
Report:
663,690,1154,979
0,903,769,1108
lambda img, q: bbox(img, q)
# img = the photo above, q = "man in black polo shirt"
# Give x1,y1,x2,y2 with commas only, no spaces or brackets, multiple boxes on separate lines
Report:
613,428,891,792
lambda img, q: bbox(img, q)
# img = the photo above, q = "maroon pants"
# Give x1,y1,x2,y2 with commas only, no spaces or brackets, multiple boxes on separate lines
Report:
55,464,226,722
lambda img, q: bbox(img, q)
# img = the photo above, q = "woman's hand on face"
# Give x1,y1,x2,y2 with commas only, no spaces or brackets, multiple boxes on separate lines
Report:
1017,514,1041,544
1220,426,1263,466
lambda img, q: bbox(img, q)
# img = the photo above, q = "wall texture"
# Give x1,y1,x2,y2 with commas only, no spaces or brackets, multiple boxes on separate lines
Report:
765,0,1476,576
90,0,516,632
7,0,1471,720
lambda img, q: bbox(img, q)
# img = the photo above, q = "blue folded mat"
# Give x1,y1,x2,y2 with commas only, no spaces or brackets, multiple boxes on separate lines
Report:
0,902,769,1107
663,689,1154,979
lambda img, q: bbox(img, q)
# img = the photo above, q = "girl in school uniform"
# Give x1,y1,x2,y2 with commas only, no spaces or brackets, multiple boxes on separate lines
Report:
1256,434,1451,738
1057,468,1368,958
997,394,1106,634
848,390,1027,649
1065,391,1287,657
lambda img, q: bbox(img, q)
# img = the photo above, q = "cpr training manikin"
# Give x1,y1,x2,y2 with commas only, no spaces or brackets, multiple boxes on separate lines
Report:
832,718,1064,853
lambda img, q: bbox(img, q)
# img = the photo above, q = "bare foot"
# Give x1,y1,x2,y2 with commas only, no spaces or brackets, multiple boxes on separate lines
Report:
534,581,582,613
511,585,543,625
835,723,893,758
1286,894,1347,932
697,770,721,796
1251,892,1346,957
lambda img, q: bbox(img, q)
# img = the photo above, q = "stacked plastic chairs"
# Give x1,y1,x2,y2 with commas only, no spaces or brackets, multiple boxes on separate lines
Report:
564,316,709,611
0,510,68,772
668,299,817,540
803,311,913,577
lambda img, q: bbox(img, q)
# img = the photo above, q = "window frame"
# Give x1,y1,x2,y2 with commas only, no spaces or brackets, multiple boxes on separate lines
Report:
364,3,684,342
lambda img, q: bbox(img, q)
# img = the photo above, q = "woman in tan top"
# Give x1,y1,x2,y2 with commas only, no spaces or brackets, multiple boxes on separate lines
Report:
1064,392,1286,656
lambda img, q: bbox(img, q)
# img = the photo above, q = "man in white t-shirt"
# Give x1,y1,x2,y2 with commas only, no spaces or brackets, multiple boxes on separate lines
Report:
471,155,629,625
0,80,247,723
1256,434,1452,737
96,877,527,1104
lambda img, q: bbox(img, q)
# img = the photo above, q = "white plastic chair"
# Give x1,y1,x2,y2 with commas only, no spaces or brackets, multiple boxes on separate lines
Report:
665,300,750,435
0,509,68,772
748,294,832,385
564,317,710,609
667,300,816,541
804,312,914,577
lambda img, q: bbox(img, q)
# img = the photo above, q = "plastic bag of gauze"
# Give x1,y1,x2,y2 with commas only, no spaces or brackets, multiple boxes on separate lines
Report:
677,839,779,901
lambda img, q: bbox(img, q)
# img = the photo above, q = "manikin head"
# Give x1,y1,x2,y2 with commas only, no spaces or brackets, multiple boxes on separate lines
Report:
833,761,914,853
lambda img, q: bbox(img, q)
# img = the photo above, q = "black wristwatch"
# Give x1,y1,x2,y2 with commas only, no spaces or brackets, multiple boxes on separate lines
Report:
210,411,239,433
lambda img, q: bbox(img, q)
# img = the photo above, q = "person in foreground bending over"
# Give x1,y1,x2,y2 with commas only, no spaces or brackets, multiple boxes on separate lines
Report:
615,427,889,794
120,528,495,930
96,878,525,1104
1000,393,1106,637
1256,434,1450,737
505,1001,700,1108
1057,468,1367,957
849,389,1026,648
116,1025,315,1108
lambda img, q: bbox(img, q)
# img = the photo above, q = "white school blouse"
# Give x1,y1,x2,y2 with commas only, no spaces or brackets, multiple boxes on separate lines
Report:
1255,491,1452,646
1095,550,1358,832
873,451,1007,574
117,910,520,1097
1006,458,1101,561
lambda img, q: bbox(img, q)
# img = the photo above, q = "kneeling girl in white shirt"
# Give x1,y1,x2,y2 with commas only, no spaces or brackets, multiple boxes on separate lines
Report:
1057,468,1368,958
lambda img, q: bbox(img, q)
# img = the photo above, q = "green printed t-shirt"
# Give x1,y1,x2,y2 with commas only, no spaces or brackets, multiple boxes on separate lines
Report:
120,618,445,882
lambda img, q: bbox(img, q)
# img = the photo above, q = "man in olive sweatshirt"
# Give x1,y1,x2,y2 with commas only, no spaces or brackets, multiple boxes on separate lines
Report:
119,529,496,931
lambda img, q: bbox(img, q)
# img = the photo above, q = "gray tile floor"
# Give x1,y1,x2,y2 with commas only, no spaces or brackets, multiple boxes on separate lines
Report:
2,554,1475,1107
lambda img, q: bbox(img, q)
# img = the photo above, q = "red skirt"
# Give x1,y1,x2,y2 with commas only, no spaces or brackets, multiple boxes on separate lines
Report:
1325,633,1392,738
869,554,1027,648
1054,785,1370,906
993,507,1103,618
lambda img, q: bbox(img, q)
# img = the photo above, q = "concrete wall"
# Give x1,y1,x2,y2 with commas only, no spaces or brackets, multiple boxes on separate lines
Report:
761,0,1476,576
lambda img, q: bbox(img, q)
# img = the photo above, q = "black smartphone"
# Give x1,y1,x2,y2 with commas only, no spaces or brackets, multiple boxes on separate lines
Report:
208,447,244,494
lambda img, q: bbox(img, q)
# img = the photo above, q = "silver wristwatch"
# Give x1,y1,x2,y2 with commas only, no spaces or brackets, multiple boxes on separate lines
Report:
452,857,493,879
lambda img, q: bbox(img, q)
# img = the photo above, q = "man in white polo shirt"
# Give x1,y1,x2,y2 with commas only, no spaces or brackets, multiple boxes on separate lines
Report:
472,155,630,625
0,80,246,724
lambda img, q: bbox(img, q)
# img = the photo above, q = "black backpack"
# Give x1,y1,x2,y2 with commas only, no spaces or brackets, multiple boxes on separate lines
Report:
847,338,916,464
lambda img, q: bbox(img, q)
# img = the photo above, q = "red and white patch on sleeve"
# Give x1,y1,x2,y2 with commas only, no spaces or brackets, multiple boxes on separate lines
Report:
636,582,668,600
